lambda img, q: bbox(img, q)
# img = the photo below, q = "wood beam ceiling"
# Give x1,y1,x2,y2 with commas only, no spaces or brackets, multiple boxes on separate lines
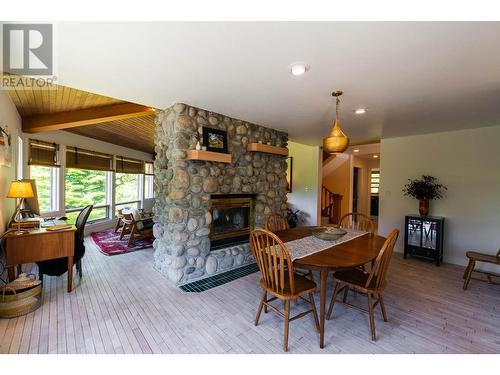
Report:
22,103,154,133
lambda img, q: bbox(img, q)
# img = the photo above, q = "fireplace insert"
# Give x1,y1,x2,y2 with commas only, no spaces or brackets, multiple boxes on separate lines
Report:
210,194,255,250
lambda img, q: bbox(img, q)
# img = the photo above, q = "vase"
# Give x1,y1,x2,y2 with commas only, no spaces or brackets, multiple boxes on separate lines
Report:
419,199,430,217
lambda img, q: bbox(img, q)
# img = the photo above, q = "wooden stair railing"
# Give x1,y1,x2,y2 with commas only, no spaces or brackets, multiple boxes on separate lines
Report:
321,186,342,224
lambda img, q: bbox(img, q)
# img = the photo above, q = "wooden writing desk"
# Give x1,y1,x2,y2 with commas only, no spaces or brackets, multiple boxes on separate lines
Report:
4,226,76,292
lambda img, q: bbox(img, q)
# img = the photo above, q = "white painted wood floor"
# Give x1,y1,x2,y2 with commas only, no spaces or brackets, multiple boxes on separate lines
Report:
1,237,499,354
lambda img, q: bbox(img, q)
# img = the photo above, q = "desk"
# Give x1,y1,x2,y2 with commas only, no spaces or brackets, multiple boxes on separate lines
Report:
275,227,386,349
4,226,77,292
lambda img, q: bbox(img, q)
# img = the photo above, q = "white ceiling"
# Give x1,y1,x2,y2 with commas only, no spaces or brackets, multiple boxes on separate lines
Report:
55,22,500,145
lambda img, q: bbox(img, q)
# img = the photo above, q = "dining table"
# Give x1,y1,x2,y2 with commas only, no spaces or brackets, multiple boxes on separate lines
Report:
274,226,387,348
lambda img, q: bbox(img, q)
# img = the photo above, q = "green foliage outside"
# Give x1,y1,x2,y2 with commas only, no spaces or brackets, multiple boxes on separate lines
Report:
115,173,140,203
30,167,140,223
30,166,52,212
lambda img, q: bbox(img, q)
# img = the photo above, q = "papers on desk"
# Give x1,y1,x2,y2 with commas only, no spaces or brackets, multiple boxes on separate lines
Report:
45,224,72,231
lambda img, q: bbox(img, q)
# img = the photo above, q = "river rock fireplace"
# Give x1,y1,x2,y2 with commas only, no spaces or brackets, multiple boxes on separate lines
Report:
153,103,289,285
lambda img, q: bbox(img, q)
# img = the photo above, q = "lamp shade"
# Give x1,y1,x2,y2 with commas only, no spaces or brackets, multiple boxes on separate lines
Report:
7,181,34,198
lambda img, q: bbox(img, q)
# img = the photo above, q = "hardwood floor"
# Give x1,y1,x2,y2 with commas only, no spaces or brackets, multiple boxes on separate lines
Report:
1,237,499,354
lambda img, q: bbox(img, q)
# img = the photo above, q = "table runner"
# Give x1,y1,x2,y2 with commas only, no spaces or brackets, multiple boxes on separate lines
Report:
285,229,367,260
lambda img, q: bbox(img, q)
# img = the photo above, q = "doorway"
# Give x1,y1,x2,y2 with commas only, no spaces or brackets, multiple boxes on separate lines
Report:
352,167,360,213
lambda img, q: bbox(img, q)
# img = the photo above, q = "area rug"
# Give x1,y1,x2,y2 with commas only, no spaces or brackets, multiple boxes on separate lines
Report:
91,229,154,256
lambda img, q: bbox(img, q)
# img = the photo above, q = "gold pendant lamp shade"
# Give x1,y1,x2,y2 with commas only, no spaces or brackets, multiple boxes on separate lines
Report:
323,91,349,154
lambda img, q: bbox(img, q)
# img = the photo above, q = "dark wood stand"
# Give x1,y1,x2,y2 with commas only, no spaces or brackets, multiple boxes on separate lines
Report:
404,215,444,266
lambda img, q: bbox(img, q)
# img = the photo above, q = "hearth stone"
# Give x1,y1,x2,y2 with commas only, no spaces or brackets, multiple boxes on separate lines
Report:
153,103,288,284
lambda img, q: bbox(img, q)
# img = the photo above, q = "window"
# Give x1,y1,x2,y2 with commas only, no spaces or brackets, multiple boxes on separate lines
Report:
144,175,154,199
17,136,23,179
144,161,153,199
30,165,58,213
371,169,380,194
115,172,141,214
65,168,110,223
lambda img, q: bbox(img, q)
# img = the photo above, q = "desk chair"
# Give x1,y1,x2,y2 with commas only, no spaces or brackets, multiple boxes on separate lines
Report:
37,205,93,280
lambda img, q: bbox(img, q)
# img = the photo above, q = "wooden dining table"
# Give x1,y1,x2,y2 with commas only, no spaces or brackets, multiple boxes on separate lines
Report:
274,226,387,348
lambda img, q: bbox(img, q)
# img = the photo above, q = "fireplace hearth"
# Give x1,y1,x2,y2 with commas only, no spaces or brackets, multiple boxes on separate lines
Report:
210,194,255,250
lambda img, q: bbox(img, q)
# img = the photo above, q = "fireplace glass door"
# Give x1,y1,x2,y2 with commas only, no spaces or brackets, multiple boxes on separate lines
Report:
210,196,254,249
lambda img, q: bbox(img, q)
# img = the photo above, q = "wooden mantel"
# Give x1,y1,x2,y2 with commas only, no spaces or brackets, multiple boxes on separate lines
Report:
247,143,289,156
187,150,232,164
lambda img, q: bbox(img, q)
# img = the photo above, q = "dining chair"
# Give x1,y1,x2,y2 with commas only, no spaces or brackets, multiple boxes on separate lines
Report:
338,212,375,236
462,249,500,290
250,228,320,351
264,212,289,232
264,211,313,281
326,229,399,341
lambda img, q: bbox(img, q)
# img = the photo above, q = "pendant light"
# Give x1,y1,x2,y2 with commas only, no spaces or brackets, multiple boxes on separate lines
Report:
323,90,349,154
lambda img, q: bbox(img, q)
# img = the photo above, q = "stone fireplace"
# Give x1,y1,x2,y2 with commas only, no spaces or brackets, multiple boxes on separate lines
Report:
153,103,289,285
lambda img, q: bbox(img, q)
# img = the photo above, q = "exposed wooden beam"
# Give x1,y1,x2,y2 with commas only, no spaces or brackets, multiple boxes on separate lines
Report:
22,103,155,133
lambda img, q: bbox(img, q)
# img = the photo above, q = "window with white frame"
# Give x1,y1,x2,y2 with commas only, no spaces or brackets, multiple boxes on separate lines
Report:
28,139,60,214
115,172,141,213
17,136,23,179
29,165,59,213
144,161,154,199
65,168,111,223
371,169,380,194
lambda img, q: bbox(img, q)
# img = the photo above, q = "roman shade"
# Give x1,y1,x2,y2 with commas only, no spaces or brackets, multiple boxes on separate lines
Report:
144,161,154,176
115,156,145,174
28,139,60,167
66,146,113,172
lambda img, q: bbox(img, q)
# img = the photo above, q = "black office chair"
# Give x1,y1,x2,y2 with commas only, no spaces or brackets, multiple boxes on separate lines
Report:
37,205,93,280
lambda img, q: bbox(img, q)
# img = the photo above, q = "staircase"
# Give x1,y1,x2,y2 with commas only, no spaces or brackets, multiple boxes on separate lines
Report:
321,185,342,225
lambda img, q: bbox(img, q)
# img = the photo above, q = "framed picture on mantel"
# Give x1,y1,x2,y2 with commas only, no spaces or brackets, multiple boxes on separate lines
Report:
202,127,228,154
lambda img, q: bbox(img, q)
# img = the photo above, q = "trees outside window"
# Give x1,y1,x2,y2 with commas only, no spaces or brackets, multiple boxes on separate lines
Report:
65,168,109,223
30,166,58,213
115,173,140,213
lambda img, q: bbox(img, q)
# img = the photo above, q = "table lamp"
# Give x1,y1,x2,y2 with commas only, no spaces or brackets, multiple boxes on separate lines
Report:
7,180,34,223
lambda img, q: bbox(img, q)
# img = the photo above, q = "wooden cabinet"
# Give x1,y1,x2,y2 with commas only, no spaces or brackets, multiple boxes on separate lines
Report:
404,215,444,266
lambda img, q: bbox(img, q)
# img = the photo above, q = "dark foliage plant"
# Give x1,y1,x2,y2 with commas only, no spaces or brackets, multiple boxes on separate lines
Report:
402,175,447,200
286,208,301,228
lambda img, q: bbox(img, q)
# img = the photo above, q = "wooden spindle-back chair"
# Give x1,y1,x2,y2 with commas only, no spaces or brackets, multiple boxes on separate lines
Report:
264,211,313,280
264,212,289,232
338,212,375,236
249,228,319,351
326,229,399,341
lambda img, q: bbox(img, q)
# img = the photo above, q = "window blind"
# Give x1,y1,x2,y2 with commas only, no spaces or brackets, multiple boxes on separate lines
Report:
66,146,114,172
28,139,60,167
115,156,145,174
144,161,154,176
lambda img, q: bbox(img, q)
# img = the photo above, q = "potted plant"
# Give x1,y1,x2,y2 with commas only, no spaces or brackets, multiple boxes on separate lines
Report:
402,175,447,217
286,208,301,228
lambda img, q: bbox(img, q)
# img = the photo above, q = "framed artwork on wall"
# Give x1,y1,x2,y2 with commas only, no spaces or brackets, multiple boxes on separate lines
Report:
0,124,12,167
286,156,293,193
202,127,228,153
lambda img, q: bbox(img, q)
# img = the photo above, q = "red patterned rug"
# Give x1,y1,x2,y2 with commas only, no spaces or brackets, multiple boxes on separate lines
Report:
91,229,154,256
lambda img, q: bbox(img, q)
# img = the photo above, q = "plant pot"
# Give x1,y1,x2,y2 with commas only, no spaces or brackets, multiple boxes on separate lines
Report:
419,199,430,217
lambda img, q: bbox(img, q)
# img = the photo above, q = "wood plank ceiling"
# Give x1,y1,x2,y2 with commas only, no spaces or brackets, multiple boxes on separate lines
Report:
6,75,155,154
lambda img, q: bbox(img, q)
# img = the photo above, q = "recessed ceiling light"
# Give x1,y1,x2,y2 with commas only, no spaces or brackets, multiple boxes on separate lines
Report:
289,62,309,76
373,154,379,158
354,108,367,114
353,149,360,153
